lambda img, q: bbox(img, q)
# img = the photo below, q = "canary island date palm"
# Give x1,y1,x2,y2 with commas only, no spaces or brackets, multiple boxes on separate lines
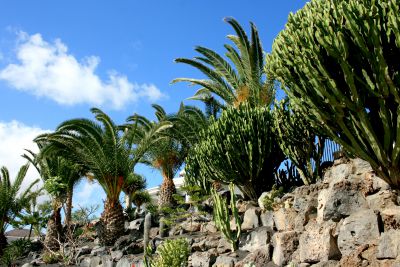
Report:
123,173,146,210
23,147,83,251
267,0,400,188
172,17,274,108
0,164,39,255
36,108,171,245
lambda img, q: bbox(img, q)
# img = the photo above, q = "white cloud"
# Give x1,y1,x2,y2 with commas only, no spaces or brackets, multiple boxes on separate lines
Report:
0,121,49,196
0,32,165,109
74,180,105,208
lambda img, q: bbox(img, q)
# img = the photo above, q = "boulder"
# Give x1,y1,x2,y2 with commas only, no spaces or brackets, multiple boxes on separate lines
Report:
337,209,380,256
111,250,123,261
260,210,275,229
272,231,299,267
189,251,218,267
299,220,341,263
377,229,400,259
91,246,107,256
237,200,257,213
240,226,272,253
217,238,232,254
311,260,340,267
273,208,297,231
235,248,273,267
381,206,400,231
192,235,219,252
127,218,144,231
201,221,218,233
116,257,132,267
366,190,398,211
242,207,261,230
212,255,237,267
100,255,113,267
258,192,271,210
181,220,202,232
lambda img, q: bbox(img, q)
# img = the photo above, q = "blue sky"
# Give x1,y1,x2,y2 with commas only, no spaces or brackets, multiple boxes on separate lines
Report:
0,1,308,210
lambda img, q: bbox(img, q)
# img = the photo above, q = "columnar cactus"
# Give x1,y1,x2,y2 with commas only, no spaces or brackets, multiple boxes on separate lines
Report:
185,102,285,200
273,99,325,184
267,0,400,188
212,183,241,252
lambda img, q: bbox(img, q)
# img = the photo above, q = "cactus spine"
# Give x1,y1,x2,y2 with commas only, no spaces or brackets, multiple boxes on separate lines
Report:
212,183,241,252
267,0,400,188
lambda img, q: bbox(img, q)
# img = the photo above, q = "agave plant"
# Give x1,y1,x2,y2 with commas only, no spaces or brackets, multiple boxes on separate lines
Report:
35,108,172,245
173,17,274,108
0,164,39,255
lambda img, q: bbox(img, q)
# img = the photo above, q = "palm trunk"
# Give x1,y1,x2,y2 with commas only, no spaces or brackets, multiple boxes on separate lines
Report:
158,174,176,208
44,207,62,251
0,230,7,256
65,187,73,226
125,194,132,210
98,198,125,246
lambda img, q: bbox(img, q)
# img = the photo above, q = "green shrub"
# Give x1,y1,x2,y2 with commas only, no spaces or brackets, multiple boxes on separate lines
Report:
267,0,400,188
0,239,32,267
145,238,190,267
42,252,61,264
185,103,285,200
259,185,285,211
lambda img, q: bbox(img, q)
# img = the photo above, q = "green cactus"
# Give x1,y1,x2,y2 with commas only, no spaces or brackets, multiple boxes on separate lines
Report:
143,212,152,252
144,238,190,267
212,183,241,252
185,102,285,200
273,99,326,185
267,0,400,188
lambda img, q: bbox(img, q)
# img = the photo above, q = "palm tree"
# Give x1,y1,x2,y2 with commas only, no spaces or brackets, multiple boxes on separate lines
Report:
0,164,39,255
131,190,152,215
172,17,274,108
35,108,171,245
123,173,146,210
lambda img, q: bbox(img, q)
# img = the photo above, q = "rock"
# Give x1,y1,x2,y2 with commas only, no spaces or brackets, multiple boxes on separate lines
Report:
260,210,275,229
86,256,101,267
242,207,261,230
100,255,113,267
76,245,92,258
311,260,340,267
364,171,391,193
212,255,237,267
377,229,400,259
323,162,352,185
201,221,218,233
240,226,272,252
366,190,398,211
149,227,159,238
298,220,340,263
318,178,368,222
111,250,123,261
123,240,144,254
192,235,219,252
116,257,132,267
217,238,232,254
273,208,297,231
114,231,141,250
272,231,299,267
237,200,257,213
181,220,202,232
127,218,144,231
381,206,400,231
91,246,107,256
21,264,33,267
337,209,380,256
235,248,273,267
79,257,91,267
338,243,379,267
189,251,218,267
258,192,272,210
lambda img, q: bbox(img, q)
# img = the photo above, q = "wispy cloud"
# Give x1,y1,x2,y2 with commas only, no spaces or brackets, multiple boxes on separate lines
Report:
0,32,166,109
0,120,49,195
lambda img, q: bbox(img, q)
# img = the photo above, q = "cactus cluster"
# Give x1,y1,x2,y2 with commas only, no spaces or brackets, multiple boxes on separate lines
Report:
212,183,241,252
144,238,190,267
273,99,325,185
267,0,400,188
185,102,284,200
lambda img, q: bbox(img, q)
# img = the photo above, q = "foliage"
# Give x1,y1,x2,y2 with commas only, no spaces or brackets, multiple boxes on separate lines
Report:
42,251,61,264
0,239,32,267
212,183,241,252
185,103,285,200
71,204,99,224
275,161,303,191
173,17,274,108
144,238,190,267
273,99,326,184
259,185,285,211
267,0,400,188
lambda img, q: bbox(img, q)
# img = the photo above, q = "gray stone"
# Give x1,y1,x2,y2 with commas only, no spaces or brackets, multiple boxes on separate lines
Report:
273,208,297,231
201,221,218,233
235,248,272,267
366,190,398,211
258,192,272,210
91,246,107,256
377,229,400,259
88,256,101,267
189,251,218,267
217,238,232,254
323,162,352,185
181,220,202,232
317,177,368,222
21,264,33,267
76,245,92,259
337,209,380,256
237,200,257,213
127,218,144,231
116,258,131,267
242,207,261,230
79,257,91,267
381,206,400,231
192,235,219,252
100,255,113,267
272,231,299,267
260,210,275,229
212,255,237,267
311,260,340,267
240,226,272,252
111,250,123,261
298,220,340,263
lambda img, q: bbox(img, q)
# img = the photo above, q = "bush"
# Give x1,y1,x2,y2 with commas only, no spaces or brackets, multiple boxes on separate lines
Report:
145,238,190,267
185,103,285,200
267,0,400,188
0,239,32,267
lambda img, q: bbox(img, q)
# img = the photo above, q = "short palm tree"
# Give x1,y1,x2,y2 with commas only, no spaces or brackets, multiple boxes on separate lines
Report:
123,173,146,210
131,190,152,215
172,17,274,108
0,164,39,255
36,108,171,245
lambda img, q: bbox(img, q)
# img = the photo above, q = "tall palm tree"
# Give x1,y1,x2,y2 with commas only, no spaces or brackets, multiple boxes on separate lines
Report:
172,17,274,108
36,108,171,245
23,148,82,251
0,164,39,255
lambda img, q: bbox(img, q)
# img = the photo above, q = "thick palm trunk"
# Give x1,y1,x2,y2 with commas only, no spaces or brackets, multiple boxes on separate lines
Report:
158,174,176,208
0,230,7,256
98,198,125,246
65,188,73,226
44,207,62,251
